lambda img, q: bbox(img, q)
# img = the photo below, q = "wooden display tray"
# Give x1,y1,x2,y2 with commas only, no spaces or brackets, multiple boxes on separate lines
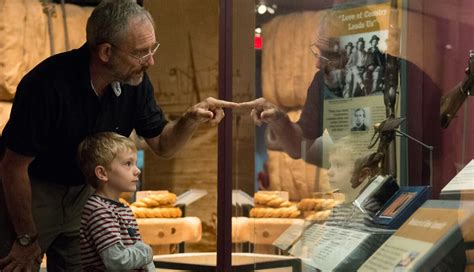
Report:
153,252,301,272
137,217,202,245
232,217,305,244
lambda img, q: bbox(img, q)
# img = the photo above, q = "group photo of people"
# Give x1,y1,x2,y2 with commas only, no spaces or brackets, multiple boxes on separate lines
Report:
320,31,388,99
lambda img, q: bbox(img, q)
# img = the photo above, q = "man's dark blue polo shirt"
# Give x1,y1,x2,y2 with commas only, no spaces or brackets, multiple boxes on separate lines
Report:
3,44,168,186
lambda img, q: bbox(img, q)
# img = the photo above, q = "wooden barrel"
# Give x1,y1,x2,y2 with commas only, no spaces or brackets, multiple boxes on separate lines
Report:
262,11,326,108
0,0,93,100
266,110,330,201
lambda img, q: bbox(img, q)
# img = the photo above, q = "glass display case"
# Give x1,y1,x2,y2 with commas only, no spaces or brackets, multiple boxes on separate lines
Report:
139,0,474,271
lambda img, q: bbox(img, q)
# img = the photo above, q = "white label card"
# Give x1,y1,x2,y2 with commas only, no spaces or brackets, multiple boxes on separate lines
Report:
175,189,208,206
442,159,474,192
290,224,370,271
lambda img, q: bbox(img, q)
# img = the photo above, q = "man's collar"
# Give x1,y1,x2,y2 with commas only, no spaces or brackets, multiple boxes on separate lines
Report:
111,82,122,97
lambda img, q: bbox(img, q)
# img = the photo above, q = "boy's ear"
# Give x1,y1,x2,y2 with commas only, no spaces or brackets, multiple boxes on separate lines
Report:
95,165,108,182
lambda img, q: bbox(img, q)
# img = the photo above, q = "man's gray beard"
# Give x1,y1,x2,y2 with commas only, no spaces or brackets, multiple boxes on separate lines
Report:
124,73,143,86
107,58,144,86
110,67,143,86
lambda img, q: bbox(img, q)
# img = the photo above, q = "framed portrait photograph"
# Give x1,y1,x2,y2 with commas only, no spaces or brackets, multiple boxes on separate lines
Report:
350,107,371,132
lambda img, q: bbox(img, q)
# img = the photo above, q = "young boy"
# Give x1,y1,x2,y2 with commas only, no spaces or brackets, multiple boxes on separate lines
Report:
78,132,155,271
326,136,376,203
323,136,389,271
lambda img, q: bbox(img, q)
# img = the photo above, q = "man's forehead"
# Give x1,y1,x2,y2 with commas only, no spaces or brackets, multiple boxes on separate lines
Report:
126,17,156,48
314,37,339,51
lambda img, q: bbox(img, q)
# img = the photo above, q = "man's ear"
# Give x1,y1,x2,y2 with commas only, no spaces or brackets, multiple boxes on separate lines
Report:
97,43,113,63
95,165,108,182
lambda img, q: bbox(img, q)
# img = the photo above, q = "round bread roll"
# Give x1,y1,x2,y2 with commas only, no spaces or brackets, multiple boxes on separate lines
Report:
130,206,147,218
304,210,332,221
131,192,178,208
131,207,182,218
254,192,290,208
119,198,130,206
249,207,301,218
298,198,325,211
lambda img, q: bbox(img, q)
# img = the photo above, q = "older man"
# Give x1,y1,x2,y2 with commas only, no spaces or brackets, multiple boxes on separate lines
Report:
0,1,236,270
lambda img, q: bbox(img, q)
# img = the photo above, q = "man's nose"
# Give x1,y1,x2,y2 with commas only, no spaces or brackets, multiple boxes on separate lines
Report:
144,55,155,67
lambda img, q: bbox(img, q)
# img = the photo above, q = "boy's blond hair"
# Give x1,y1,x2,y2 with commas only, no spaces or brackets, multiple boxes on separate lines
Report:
78,132,137,188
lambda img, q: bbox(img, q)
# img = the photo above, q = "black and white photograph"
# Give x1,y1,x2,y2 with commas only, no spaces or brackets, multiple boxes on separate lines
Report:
351,107,370,132
322,31,388,99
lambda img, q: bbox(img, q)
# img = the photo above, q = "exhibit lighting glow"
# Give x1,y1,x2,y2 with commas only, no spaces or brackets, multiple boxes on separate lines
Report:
256,2,277,15
254,33,262,49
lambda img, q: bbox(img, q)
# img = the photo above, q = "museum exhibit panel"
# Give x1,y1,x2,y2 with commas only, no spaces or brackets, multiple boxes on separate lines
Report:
224,0,474,270
2,0,474,271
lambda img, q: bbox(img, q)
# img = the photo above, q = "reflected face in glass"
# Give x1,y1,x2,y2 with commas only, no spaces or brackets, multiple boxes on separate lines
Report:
327,151,355,195
310,44,327,70
310,43,340,72
354,109,365,126
370,39,379,48
108,17,157,86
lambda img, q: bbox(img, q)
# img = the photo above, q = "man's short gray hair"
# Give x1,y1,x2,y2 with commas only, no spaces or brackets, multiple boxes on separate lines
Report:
86,0,155,48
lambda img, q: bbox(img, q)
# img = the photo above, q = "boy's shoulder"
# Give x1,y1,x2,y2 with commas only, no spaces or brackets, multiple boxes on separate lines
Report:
84,194,109,208
82,195,116,217
83,195,133,218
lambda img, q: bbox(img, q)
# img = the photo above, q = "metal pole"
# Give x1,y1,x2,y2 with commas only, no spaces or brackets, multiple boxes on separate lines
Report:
217,0,232,271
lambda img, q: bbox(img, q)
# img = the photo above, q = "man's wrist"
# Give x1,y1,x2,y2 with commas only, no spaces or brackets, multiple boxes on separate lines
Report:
268,109,288,127
16,233,38,246
182,110,201,126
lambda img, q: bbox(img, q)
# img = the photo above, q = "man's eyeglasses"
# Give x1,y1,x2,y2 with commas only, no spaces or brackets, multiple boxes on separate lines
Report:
309,43,330,62
111,42,160,65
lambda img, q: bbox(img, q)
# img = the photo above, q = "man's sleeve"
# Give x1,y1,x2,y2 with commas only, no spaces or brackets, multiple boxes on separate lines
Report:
298,72,323,141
